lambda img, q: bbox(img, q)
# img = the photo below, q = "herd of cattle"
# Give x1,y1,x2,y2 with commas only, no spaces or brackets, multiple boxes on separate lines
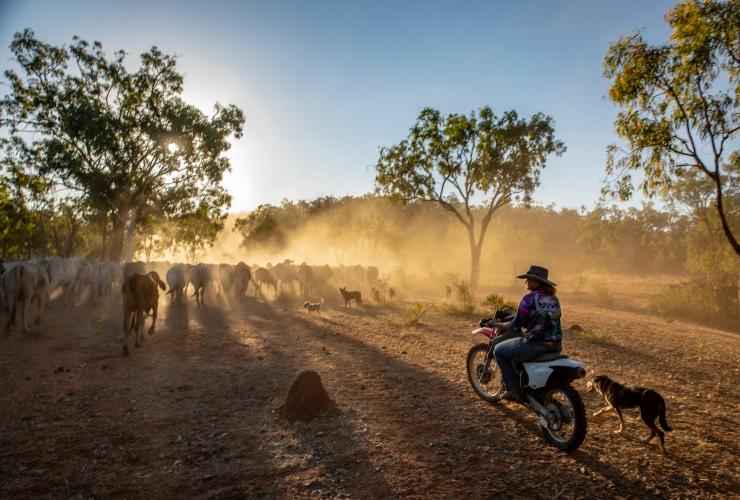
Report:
0,257,381,353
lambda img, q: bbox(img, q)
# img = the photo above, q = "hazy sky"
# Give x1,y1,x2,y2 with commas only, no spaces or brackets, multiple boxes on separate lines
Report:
0,0,677,213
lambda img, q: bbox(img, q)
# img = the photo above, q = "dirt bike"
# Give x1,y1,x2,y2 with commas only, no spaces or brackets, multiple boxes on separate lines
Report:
466,308,588,452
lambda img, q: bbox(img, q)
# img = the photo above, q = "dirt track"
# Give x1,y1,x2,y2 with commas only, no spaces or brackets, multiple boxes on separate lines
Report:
0,293,738,499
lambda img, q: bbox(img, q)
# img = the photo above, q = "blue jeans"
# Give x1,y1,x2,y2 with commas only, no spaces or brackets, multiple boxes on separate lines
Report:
493,337,561,392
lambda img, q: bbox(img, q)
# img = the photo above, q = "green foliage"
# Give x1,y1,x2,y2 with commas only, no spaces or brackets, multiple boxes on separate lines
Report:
231,195,397,264
651,278,739,331
233,204,285,253
577,203,689,273
603,0,740,254
174,204,225,263
375,106,565,288
0,29,244,261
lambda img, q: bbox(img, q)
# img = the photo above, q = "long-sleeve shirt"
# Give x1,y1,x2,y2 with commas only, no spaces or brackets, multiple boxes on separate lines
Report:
512,288,562,343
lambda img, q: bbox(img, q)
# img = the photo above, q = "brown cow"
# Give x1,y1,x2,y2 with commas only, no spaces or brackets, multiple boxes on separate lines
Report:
122,271,166,355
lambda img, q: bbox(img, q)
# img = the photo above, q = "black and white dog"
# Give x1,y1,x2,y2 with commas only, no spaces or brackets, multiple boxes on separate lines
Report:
587,375,672,452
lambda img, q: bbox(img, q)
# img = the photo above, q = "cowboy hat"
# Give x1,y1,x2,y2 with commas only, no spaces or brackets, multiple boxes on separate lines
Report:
516,265,557,287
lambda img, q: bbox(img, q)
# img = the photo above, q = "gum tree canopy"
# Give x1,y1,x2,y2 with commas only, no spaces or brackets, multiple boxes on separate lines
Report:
375,106,565,289
0,29,245,262
604,0,739,255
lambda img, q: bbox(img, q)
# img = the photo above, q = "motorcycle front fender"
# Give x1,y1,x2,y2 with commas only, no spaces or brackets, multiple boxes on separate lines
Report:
472,327,495,339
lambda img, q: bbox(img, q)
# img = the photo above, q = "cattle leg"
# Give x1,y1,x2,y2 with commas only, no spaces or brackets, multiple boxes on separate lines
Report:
135,309,144,347
33,293,45,325
21,295,33,333
122,311,131,355
149,304,158,334
3,300,16,334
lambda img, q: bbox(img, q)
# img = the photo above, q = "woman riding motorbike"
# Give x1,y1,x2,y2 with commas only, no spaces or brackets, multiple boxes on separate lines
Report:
492,265,563,401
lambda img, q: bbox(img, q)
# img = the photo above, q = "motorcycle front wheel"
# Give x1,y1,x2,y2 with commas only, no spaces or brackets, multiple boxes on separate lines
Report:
539,385,587,452
466,343,504,403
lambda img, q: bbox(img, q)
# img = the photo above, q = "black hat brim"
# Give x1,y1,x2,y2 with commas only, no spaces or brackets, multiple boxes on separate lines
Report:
516,273,557,287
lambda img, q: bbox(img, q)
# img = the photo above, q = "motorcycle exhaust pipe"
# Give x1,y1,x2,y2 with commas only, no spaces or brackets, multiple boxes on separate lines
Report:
576,367,586,379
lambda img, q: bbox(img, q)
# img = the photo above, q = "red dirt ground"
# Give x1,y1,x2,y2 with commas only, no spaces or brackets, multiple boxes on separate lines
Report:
0,292,738,499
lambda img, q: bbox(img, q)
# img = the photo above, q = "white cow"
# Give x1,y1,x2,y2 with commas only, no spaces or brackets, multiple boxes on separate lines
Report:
91,261,117,305
107,261,124,288
1,261,50,333
166,263,191,304
44,256,82,305
75,260,94,304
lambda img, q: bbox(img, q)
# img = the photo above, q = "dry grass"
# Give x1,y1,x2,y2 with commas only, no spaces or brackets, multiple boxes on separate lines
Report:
569,327,611,345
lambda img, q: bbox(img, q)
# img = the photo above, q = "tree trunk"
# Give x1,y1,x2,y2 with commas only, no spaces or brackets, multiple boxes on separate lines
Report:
110,215,126,263
124,211,137,262
714,181,740,256
101,219,108,261
468,229,482,291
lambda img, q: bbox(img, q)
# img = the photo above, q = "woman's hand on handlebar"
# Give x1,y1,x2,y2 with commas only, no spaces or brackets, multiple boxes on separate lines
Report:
493,320,513,332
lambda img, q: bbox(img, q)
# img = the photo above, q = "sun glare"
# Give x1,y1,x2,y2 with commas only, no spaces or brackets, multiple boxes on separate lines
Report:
167,143,179,153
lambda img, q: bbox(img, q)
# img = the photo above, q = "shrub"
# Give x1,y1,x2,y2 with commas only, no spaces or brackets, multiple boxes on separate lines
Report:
404,302,426,325
453,279,475,313
371,278,389,304
482,293,513,311
651,278,739,331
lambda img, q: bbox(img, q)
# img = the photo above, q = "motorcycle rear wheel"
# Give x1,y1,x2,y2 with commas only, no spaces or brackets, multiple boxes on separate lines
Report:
466,343,503,403
539,385,587,452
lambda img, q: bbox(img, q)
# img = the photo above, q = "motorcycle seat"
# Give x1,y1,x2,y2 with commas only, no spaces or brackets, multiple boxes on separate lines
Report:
529,352,567,362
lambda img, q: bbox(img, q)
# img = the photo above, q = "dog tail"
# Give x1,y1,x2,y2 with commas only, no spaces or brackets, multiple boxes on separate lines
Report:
658,395,672,432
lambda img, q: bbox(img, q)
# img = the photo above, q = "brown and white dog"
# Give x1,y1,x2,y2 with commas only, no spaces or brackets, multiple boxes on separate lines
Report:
303,298,324,317
587,375,672,453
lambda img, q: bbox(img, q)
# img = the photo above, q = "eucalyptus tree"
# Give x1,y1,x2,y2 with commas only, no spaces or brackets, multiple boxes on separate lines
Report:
375,106,565,289
0,29,244,261
603,0,739,255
